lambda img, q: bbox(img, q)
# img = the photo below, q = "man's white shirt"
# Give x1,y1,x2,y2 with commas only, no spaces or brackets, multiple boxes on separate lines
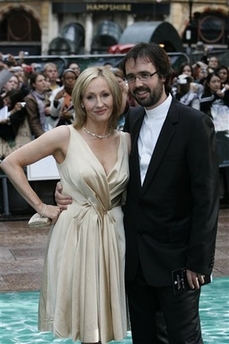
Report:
138,94,172,185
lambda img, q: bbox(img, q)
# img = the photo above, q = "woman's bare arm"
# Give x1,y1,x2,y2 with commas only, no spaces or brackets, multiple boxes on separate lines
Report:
0,125,70,222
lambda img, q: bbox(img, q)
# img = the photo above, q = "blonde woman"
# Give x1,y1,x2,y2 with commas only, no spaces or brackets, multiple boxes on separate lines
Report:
1,66,131,344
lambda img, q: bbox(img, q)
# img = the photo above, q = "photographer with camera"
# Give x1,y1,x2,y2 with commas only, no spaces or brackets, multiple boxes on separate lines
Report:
0,52,18,70
0,89,27,144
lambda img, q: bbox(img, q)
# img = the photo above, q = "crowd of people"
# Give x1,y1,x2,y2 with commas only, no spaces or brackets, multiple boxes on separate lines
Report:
1,49,228,197
0,44,227,343
172,57,229,112
0,52,137,141
1,51,229,140
1,51,229,142
0,53,81,141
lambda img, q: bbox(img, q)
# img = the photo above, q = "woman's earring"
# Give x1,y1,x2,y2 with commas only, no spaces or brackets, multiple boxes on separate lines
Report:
81,104,84,108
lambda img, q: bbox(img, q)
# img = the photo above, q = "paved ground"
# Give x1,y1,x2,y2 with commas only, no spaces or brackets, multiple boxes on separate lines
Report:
0,208,228,292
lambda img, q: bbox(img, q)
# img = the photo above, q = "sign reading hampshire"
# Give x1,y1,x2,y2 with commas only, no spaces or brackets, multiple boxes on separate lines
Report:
86,4,132,12
52,2,169,15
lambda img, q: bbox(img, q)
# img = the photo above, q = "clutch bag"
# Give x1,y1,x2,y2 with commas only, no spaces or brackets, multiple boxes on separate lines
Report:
28,213,51,228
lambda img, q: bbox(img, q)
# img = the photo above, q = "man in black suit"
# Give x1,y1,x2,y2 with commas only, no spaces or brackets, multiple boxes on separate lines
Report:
122,42,219,343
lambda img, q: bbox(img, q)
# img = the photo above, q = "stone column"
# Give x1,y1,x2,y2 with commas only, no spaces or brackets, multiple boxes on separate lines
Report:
40,2,48,54
126,14,135,27
85,13,93,54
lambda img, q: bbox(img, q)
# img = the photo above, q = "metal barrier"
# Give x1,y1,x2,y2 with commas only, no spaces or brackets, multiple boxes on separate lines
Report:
0,172,10,216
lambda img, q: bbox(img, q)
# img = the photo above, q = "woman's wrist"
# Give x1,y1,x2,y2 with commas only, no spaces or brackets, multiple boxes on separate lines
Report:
41,204,47,218
38,204,47,217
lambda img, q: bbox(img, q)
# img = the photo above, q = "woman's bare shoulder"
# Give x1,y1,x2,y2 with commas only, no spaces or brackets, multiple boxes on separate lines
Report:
30,125,71,156
46,124,71,140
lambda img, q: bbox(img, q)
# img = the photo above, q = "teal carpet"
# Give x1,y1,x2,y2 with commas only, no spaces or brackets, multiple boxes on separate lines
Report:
0,277,228,343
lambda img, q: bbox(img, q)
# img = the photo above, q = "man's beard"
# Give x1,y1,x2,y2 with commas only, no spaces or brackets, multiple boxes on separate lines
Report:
131,80,164,108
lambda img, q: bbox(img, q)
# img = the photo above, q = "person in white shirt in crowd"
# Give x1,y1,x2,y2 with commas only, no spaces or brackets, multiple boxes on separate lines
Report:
49,69,78,128
178,62,204,96
200,71,229,117
175,74,200,110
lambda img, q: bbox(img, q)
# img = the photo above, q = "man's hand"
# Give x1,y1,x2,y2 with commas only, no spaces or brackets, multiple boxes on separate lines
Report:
186,269,205,289
54,181,72,211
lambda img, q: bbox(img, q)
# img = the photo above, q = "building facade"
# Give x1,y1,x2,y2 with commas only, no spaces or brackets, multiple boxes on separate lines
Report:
0,0,228,55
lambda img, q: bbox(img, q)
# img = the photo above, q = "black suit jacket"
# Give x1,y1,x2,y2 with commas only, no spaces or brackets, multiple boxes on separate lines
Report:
123,97,219,287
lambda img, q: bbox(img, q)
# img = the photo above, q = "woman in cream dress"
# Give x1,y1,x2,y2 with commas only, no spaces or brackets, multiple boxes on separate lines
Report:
1,66,131,344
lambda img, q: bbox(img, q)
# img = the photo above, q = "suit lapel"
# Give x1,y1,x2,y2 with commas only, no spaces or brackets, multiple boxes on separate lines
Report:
130,108,145,191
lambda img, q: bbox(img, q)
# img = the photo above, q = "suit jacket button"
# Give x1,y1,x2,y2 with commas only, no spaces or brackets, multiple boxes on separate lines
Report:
139,201,144,208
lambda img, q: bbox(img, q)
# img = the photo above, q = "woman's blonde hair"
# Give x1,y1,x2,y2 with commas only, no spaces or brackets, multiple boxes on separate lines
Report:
72,66,122,129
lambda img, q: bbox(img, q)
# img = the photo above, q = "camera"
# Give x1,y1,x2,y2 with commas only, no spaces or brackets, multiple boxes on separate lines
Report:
1,54,9,62
33,63,42,71
23,65,33,73
10,66,23,72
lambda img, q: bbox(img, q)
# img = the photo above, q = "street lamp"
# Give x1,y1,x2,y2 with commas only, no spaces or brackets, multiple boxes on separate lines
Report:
188,0,193,25
186,0,193,56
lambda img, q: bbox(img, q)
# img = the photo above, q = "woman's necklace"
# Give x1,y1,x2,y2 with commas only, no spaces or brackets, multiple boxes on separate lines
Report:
83,126,112,139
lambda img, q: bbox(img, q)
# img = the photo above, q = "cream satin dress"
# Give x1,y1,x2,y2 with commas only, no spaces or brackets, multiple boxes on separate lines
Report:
38,125,129,343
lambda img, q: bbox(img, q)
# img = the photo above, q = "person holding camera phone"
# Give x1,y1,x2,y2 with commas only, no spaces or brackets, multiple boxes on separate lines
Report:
0,89,27,143
49,69,78,128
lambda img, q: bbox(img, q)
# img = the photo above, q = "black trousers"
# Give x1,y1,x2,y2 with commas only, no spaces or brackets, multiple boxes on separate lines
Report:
126,265,203,344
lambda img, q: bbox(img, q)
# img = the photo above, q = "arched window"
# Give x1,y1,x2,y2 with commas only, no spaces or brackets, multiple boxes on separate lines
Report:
183,11,228,48
0,9,40,41
91,21,122,54
0,8,41,55
198,15,225,44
